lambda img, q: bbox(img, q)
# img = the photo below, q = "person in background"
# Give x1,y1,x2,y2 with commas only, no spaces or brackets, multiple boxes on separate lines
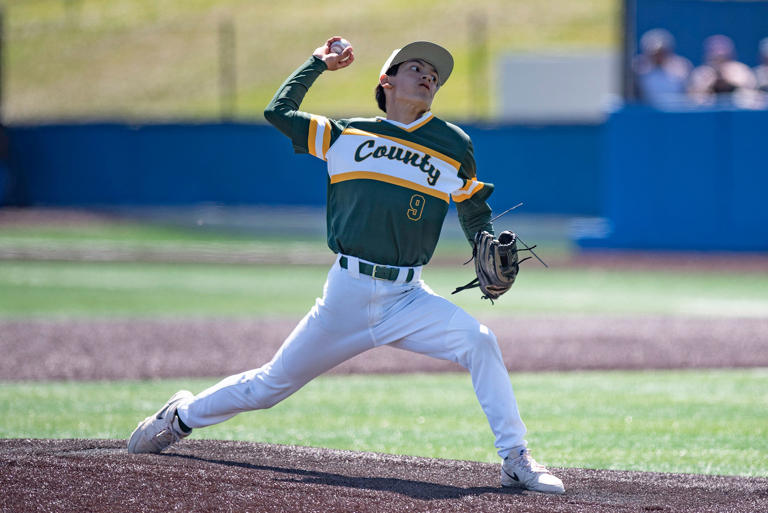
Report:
688,34,760,107
753,37,768,93
633,28,692,106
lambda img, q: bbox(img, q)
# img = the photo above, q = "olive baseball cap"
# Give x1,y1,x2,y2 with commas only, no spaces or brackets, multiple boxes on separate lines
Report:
379,41,454,86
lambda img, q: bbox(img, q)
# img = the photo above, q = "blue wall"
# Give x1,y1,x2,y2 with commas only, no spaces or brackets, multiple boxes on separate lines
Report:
5,122,604,215
465,124,603,214
6,123,325,206
6,110,768,251
578,106,768,251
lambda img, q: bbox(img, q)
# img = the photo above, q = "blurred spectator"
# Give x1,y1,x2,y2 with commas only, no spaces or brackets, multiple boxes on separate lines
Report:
633,28,692,106
688,34,761,108
0,124,9,206
754,37,768,92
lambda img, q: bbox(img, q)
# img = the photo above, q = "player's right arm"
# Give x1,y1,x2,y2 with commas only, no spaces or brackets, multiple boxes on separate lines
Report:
263,37,353,158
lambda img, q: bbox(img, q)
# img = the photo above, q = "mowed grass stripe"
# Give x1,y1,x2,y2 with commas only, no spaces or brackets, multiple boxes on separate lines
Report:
1,260,767,317
1,369,766,477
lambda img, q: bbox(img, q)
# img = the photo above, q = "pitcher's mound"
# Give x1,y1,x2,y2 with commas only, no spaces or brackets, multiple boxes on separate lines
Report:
1,439,766,513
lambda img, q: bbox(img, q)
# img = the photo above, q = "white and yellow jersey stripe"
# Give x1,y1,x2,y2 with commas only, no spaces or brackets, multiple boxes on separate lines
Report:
307,114,332,161
451,177,485,203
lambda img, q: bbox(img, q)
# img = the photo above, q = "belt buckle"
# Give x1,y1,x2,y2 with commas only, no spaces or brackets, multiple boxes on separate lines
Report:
371,264,384,280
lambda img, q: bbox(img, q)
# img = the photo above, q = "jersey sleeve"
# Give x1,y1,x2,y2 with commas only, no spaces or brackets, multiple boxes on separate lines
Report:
263,56,344,161
294,112,344,161
451,139,495,243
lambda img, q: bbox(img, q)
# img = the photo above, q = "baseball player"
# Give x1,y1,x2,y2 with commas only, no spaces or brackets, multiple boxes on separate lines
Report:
128,36,565,495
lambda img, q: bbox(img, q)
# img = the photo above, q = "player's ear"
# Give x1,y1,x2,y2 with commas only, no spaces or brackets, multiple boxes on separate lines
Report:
380,74,394,89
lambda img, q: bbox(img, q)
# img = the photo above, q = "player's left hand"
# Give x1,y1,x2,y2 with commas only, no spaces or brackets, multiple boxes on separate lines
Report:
313,36,355,71
452,231,528,302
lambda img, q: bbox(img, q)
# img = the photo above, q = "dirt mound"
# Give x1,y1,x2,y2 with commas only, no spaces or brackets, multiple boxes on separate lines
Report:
2,439,766,513
2,316,767,381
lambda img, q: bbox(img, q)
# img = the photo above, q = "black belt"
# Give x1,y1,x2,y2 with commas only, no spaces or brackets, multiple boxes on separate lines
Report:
339,256,415,283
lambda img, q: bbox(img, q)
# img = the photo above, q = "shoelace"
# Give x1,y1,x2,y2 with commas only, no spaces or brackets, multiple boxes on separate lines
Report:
150,427,181,451
517,450,548,473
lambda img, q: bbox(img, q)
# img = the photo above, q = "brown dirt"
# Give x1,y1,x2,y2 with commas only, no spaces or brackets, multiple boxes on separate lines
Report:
2,316,766,381
2,439,767,513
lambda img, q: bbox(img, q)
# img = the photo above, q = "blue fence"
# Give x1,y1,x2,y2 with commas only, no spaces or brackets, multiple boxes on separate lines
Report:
3,122,604,216
577,106,768,251
4,108,767,251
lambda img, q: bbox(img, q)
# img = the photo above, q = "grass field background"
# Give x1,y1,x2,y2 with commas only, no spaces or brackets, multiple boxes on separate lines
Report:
2,0,617,121
2,215,767,478
0,369,768,477
3,217,767,318
2,370,767,477
3,260,768,318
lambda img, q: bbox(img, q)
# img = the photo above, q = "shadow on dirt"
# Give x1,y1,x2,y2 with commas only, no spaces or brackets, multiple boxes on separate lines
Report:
168,452,524,500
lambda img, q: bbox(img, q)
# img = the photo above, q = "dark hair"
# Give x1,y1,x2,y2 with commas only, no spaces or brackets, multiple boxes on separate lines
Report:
374,63,401,113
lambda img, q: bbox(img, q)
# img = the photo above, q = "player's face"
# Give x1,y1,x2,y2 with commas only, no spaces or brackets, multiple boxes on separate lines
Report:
389,59,439,110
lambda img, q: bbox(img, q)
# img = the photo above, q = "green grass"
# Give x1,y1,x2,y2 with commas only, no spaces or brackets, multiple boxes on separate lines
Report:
5,217,764,319
0,223,259,243
0,261,329,316
2,259,767,318
1,369,766,477
0,213,574,262
2,0,618,121
0,224,332,268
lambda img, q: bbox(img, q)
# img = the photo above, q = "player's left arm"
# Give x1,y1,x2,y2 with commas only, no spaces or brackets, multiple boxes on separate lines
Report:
452,139,495,243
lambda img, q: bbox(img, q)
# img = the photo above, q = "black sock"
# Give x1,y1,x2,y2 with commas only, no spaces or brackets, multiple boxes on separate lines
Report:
175,412,192,433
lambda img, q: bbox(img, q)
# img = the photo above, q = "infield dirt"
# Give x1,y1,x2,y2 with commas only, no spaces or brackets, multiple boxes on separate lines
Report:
2,439,767,513
3,316,768,381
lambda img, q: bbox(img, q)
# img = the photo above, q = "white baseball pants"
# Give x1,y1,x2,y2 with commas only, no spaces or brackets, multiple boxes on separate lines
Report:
176,254,527,459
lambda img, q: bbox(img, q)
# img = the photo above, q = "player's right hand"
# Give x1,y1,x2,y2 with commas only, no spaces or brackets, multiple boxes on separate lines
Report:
313,36,355,71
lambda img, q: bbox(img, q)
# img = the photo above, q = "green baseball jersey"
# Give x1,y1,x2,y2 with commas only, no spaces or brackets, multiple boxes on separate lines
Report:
265,56,495,267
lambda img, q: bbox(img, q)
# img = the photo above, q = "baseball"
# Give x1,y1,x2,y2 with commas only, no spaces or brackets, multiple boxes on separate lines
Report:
329,38,351,55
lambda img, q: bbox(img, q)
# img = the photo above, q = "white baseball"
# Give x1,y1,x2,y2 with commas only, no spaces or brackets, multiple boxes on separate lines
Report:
329,38,350,55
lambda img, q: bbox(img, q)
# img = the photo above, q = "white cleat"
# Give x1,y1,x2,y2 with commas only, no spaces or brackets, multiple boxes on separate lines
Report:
127,390,194,454
501,449,565,494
